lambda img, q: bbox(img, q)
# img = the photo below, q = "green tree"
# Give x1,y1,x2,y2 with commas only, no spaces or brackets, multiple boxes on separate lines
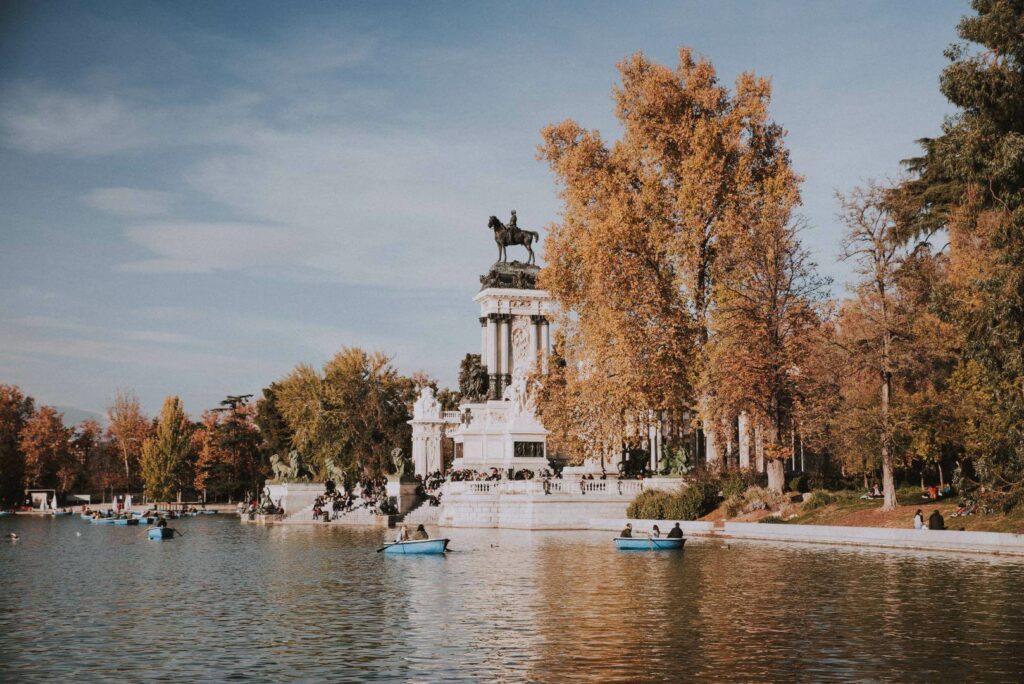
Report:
0,385,34,506
895,0,1024,488
140,396,193,502
274,348,415,478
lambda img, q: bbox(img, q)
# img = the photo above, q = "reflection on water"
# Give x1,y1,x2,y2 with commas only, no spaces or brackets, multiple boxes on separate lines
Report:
2,516,1023,682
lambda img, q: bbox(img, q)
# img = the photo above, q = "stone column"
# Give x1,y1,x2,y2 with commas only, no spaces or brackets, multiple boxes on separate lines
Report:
738,411,751,469
528,316,539,370
504,314,513,382
487,313,500,398
479,316,488,372
705,427,720,467
540,317,550,374
754,424,765,473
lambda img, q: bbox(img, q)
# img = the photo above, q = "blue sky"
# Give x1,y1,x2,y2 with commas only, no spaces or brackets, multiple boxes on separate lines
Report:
0,0,966,418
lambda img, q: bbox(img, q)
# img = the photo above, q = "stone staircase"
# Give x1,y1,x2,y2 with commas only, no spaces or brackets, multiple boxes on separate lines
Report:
396,497,441,526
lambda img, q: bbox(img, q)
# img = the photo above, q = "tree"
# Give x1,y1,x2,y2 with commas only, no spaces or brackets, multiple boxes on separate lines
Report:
106,389,150,492
255,382,294,460
0,385,34,506
20,406,73,492
140,396,193,502
537,48,799,464
70,419,104,496
895,0,1024,490
703,214,828,493
194,395,263,501
274,348,415,478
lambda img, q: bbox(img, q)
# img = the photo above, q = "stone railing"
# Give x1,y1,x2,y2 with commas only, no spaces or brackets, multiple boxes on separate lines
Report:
443,477,682,498
441,411,462,423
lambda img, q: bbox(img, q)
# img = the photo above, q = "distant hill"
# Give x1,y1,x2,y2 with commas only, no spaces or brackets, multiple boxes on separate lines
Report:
54,406,107,428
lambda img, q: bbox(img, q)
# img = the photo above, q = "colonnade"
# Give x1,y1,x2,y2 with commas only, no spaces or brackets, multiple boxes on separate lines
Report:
479,312,550,400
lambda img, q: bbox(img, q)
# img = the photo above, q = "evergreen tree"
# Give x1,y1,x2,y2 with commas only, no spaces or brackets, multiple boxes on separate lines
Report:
896,0,1024,487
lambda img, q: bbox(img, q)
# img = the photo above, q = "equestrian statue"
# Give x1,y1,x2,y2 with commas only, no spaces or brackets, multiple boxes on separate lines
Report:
487,210,540,265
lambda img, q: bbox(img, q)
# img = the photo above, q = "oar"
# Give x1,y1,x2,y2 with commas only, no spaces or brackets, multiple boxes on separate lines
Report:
376,542,394,553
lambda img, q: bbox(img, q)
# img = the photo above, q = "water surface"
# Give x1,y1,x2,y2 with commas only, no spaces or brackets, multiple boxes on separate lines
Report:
2,515,1022,682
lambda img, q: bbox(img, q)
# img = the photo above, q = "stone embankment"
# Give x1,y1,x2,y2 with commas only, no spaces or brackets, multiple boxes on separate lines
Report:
590,518,1024,557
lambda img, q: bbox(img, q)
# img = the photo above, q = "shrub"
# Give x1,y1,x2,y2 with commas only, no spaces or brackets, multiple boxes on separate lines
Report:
627,489,671,520
723,494,744,518
666,476,720,520
802,489,837,511
788,474,809,493
760,515,794,524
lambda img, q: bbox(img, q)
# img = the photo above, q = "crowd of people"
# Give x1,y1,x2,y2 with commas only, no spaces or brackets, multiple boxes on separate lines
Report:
312,477,396,521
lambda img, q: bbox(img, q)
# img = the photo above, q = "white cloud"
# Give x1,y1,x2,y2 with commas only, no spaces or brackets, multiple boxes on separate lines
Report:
0,86,151,156
83,187,175,217
118,221,309,273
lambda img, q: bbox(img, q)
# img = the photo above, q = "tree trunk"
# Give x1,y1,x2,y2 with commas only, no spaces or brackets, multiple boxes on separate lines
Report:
766,458,786,494
938,463,944,488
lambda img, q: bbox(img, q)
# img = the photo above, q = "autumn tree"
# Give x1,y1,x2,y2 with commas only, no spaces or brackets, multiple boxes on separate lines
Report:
537,48,799,464
704,213,828,493
19,406,73,492
106,389,151,492
140,396,193,502
194,395,263,501
0,385,34,506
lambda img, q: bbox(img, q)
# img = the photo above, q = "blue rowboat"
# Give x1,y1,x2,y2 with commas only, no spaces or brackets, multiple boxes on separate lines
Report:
52,511,72,516
90,517,118,525
614,537,685,551
382,538,449,555
114,518,139,526
0,511,12,517
148,527,175,540
199,510,217,515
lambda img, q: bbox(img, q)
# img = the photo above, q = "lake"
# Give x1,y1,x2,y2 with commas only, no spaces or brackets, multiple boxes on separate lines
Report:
2,515,1023,682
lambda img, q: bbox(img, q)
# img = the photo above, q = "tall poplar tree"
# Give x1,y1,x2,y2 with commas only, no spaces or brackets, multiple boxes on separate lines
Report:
538,48,800,464
140,396,193,502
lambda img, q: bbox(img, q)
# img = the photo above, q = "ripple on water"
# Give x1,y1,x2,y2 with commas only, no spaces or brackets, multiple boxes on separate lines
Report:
2,516,1024,682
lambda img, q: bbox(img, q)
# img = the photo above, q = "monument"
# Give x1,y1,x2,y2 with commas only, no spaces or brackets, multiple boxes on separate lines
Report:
410,211,553,475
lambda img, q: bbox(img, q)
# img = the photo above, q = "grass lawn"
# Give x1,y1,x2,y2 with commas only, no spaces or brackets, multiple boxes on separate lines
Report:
707,491,1024,534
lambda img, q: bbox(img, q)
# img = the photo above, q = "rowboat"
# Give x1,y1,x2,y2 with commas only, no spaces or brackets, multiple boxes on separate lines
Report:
613,537,685,551
382,538,450,555
0,511,12,517
199,510,217,515
52,511,72,516
114,518,140,526
90,517,118,525
148,527,175,540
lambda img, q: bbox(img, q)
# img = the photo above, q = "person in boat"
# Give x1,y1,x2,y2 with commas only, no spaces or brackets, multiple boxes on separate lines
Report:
651,525,662,538
411,524,429,540
667,523,683,539
929,509,945,530
157,517,168,528
620,523,633,538
913,509,925,529
396,525,409,542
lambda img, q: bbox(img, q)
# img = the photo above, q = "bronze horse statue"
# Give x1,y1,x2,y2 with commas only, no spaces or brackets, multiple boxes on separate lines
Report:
488,213,539,265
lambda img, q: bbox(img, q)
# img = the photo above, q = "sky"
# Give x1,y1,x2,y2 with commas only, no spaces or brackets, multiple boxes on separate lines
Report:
0,0,968,419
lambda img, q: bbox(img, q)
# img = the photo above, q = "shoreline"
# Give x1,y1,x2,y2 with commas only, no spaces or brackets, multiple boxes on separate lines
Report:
590,518,1024,557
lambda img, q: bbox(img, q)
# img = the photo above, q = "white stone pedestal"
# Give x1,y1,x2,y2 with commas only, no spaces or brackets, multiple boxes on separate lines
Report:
265,481,321,517
386,479,420,513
